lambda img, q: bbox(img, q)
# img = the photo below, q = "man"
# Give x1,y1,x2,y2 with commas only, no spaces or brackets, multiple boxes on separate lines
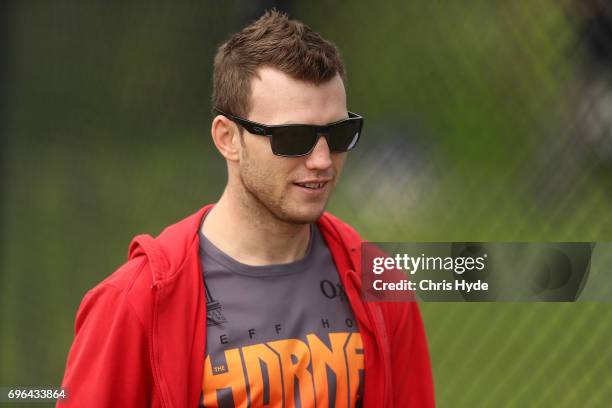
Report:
58,10,434,408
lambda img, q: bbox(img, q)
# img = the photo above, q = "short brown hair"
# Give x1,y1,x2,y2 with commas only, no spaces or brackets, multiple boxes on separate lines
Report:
212,10,346,118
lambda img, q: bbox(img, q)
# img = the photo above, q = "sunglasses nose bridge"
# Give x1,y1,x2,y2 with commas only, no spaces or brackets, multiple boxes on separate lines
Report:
304,134,333,169
316,131,328,139
310,132,332,154
316,129,331,143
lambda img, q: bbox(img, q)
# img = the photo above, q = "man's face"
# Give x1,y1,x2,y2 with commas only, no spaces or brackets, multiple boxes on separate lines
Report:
237,67,349,224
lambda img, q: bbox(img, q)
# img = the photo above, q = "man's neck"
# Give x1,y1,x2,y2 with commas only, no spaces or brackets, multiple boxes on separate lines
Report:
201,189,311,266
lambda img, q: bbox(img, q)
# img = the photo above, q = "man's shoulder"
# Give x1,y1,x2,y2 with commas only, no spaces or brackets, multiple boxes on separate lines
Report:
77,255,154,326
93,255,150,296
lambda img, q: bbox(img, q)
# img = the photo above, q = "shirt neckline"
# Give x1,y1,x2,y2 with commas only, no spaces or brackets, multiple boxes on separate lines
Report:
198,210,317,277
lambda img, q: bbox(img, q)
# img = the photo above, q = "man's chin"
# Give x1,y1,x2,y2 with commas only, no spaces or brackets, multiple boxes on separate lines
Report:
276,206,326,225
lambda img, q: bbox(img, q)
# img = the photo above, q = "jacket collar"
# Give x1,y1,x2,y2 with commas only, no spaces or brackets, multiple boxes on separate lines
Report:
127,204,364,284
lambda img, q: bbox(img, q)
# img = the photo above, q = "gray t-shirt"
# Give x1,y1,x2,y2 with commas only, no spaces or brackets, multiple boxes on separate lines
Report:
198,224,364,408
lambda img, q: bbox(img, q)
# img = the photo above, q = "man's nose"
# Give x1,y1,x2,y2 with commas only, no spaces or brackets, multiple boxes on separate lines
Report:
305,134,333,170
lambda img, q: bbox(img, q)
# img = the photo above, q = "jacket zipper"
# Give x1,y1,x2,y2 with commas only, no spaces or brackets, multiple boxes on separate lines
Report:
150,281,169,408
368,302,393,407
345,269,392,407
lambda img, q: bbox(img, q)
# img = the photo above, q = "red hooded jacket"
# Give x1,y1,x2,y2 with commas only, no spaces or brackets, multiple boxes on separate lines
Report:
58,205,435,407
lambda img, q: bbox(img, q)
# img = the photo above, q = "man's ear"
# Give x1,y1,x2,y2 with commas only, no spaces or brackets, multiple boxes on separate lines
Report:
211,115,241,161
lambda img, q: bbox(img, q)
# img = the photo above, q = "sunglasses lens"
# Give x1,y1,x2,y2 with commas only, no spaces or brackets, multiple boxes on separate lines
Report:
327,120,362,152
268,117,363,156
271,126,318,156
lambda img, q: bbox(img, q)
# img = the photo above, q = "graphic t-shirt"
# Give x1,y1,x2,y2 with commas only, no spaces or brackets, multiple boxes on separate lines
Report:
198,224,364,408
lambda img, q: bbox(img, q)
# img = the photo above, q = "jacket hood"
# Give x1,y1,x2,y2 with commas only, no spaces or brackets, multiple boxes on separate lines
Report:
127,205,212,285
126,204,363,285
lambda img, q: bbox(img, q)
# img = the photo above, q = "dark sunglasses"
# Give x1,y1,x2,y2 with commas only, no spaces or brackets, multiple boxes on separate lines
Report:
213,108,363,157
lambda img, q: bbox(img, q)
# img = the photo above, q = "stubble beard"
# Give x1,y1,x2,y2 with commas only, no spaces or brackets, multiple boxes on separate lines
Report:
238,152,330,226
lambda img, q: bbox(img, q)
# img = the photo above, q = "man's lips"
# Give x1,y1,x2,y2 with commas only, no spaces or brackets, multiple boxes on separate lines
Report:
292,179,332,193
293,179,331,190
